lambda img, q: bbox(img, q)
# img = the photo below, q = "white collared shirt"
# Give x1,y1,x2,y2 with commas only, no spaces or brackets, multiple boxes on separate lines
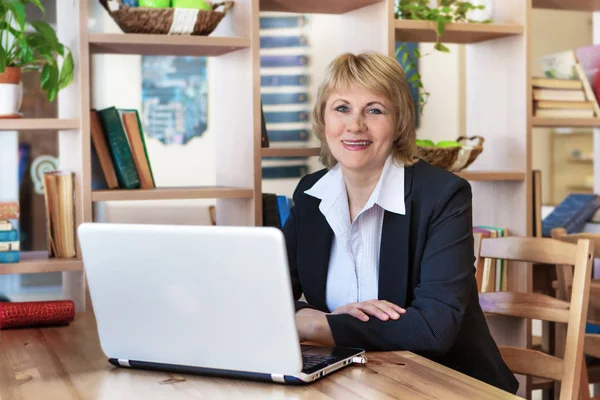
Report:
304,155,406,312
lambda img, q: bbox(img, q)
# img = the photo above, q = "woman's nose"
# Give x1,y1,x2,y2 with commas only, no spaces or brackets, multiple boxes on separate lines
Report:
346,115,365,133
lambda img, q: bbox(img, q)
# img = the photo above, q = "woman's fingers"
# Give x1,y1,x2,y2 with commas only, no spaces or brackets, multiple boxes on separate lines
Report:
356,302,394,321
332,300,407,322
347,307,370,322
380,300,407,315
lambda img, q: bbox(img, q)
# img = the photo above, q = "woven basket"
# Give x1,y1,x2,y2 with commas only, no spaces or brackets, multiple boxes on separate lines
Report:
417,136,484,172
99,0,234,36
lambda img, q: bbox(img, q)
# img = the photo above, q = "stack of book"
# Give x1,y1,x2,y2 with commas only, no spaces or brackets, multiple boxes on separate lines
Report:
91,107,156,191
0,202,20,264
474,225,507,293
262,193,293,229
532,77,595,119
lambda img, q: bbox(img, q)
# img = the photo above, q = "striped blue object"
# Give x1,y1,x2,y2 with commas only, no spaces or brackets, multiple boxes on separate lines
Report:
261,75,308,87
262,165,309,179
261,55,309,68
267,129,310,142
261,92,308,105
395,42,420,128
260,35,308,49
260,16,307,29
265,111,309,124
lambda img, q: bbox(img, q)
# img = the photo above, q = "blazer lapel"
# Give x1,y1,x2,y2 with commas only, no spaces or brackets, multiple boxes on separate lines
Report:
303,205,333,311
378,163,414,308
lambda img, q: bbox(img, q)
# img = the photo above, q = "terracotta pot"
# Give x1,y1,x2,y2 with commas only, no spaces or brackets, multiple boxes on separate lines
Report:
0,67,22,84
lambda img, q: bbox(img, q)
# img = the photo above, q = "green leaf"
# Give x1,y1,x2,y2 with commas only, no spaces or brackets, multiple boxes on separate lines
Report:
402,52,408,65
18,37,34,66
434,42,450,52
404,64,413,73
408,74,420,83
30,21,62,53
437,17,446,35
28,0,46,16
0,46,7,73
41,62,59,102
5,0,26,31
58,49,74,90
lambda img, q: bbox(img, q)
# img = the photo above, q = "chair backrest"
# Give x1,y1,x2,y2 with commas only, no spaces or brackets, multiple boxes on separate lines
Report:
478,236,594,400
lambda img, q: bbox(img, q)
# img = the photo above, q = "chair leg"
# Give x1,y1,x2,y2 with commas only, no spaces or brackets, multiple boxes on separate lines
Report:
582,360,592,400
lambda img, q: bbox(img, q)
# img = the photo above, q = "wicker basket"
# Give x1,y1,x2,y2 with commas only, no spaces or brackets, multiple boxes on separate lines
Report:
99,0,234,36
417,136,484,172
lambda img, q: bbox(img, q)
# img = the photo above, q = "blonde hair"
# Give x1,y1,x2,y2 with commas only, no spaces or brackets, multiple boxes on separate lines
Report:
312,52,418,169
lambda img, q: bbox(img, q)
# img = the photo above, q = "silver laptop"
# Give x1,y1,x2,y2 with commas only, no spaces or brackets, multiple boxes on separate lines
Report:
78,223,365,384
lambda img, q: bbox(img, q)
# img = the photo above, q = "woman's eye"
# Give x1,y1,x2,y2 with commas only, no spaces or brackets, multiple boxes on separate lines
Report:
335,105,349,113
367,108,382,115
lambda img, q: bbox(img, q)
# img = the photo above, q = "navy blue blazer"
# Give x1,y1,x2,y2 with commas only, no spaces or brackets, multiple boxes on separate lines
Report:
282,159,519,394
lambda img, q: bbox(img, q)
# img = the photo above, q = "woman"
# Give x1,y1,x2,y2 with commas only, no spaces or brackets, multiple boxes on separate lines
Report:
282,52,518,394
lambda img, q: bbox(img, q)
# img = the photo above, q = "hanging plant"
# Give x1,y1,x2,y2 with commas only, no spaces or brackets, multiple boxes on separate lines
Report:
395,0,493,115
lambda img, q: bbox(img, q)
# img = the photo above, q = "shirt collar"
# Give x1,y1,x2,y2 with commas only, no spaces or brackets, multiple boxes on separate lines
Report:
304,154,406,216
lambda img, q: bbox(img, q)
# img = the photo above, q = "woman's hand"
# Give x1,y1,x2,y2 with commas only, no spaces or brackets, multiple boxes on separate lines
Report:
331,300,406,322
295,309,335,346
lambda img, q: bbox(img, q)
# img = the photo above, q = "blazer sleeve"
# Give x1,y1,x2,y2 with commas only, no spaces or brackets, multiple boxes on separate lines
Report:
282,175,318,313
325,178,475,356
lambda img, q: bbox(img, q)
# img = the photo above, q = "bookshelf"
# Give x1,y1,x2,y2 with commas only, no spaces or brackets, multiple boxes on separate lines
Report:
532,0,600,11
0,119,80,131
6,1,532,395
0,252,83,275
533,117,600,128
394,20,524,44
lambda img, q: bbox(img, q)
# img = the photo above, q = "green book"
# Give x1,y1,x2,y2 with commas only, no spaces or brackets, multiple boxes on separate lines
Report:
96,106,141,189
120,108,155,187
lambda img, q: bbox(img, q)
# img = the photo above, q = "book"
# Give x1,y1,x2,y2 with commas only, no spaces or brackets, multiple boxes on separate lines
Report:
96,106,141,189
0,221,12,231
0,251,19,264
533,88,586,102
0,241,19,252
277,195,291,227
260,102,269,148
43,171,76,258
535,100,593,109
542,194,600,237
0,229,18,242
532,77,583,90
0,202,19,220
121,111,155,190
534,108,595,118
262,193,281,228
90,110,119,189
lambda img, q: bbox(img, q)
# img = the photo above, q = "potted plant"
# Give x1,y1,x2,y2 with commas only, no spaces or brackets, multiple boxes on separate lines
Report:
396,0,492,115
0,0,74,117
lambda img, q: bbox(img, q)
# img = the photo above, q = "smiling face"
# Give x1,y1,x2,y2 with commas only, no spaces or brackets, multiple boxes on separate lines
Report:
324,85,397,176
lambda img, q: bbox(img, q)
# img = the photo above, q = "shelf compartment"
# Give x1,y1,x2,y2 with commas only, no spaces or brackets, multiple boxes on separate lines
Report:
92,186,254,202
260,0,382,14
89,33,250,56
455,171,525,181
533,0,600,11
395,20,523,44
0,251,83,275
262,147,321,157
533,117,600,128
0,118,79,131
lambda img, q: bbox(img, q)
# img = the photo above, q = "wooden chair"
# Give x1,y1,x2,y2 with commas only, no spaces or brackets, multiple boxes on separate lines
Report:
552,228,600,396
478,235,594,399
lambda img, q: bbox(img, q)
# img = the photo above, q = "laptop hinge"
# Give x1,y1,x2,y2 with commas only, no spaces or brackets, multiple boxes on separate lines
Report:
271,374,285,383
118,359,131,367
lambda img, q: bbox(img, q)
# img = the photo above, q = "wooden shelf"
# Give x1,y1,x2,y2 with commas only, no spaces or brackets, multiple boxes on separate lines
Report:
89,34,250,56
394,20,524,44
567,185,593,192
533,0,600,11
568,158,593,164
260,0,382,14
0,118,79,131
533,117,600,128
0,251,83,275
262,147,321,157
454,171,526,181
92,186,254,202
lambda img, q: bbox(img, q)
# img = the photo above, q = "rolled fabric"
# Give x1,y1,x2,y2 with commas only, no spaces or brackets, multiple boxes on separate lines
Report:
0,300,75,329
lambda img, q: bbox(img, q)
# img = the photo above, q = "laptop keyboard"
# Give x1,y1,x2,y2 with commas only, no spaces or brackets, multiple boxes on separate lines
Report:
301,354,337,374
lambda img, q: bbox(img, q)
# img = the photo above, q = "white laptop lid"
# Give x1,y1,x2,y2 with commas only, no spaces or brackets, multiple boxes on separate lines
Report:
78,223,303,375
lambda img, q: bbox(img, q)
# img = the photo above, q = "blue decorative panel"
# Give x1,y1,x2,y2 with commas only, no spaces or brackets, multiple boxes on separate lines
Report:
260,14,312,179
141,56,208,145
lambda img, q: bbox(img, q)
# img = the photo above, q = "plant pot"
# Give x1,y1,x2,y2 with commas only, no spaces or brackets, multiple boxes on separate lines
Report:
0,67,22,84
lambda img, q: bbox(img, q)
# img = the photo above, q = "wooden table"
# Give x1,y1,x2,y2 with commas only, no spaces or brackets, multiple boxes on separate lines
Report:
0,313,520,399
